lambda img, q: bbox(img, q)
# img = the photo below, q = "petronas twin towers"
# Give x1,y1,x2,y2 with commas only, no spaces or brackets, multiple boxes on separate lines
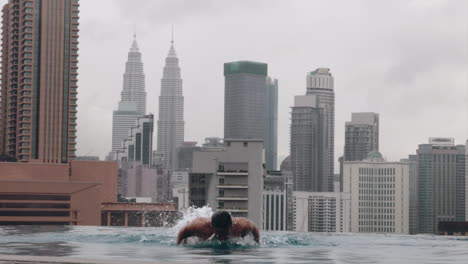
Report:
110,34,184,170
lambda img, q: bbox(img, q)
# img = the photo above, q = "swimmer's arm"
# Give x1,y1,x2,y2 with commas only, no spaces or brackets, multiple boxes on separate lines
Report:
236,219,260,243
176,225,193,245
252,226,260,243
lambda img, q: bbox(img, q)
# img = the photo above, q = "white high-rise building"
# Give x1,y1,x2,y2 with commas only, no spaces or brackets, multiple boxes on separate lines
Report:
293,191,350,232
306,68,335,192
157,37,184,171
343,151,409,234
110,35,146,157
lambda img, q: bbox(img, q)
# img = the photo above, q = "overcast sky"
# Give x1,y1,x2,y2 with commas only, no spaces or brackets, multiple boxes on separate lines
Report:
53,0,467,169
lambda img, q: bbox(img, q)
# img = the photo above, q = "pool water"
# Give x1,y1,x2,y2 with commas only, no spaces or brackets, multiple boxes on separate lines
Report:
0,207,467,263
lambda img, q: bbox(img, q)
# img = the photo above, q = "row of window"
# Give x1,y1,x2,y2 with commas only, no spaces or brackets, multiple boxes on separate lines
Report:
359,168,396,176
359,175,396,182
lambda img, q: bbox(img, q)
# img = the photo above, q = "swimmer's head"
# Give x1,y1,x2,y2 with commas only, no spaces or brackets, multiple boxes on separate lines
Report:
211,211,232,238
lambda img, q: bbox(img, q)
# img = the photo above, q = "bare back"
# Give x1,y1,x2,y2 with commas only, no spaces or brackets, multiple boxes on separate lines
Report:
176,216,260,244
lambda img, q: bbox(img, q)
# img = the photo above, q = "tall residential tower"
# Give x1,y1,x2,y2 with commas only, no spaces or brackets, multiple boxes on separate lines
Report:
344,112,379,161
0,0,80,163
306,68,335,192
111,35,146,157
156,38,184,171
290,95,324,191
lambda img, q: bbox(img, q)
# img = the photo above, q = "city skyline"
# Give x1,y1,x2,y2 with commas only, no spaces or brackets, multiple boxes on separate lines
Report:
43,0,465,168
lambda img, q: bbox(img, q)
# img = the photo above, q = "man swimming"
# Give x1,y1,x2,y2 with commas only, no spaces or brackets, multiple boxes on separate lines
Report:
176,211,260,244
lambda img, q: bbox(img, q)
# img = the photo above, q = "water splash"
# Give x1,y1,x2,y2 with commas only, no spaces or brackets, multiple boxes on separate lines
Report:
172,205,214,231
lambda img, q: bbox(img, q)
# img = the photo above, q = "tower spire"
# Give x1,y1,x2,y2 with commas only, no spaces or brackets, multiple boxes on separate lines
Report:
171,24,174,45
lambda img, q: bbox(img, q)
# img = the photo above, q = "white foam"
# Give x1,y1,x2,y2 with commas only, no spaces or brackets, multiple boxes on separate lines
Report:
172,205,214,231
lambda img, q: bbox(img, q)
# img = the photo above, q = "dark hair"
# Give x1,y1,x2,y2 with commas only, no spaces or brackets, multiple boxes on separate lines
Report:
211,211,232,229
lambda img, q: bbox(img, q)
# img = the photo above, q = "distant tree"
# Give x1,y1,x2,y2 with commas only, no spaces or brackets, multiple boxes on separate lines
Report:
0,154,17,162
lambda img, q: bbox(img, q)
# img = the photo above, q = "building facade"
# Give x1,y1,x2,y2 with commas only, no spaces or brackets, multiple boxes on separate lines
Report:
417,138,466,234
292,191,350,232
189,139,264,227
344,112,379,161
156,39,184,171
0,160,118,225
290,95,325,191
343,152,409,234
262,171,292,231
224,61,278,170
110,35,146,157
0,0,80,163
306,68,335,192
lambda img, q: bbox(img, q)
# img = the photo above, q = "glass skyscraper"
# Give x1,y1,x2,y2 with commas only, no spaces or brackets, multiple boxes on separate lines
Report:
417,138,465,234
223,61,278,170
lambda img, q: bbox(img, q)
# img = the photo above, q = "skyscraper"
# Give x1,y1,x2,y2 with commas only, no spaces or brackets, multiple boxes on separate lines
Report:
290,95,324,191
119,35,146,116
306,68,335,192
223,61,278,170
466,140,468,221
157,37,184,171
110,35,146,157
417,138,466,234
0,0,80,163
264,77,278,170
344,112,379,161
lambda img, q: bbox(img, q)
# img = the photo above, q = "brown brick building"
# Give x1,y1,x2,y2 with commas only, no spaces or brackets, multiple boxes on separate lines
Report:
0,0,79,163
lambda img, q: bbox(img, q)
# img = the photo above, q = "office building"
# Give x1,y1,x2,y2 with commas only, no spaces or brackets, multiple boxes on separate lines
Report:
306,68,335,192
189,139,264,227
293,191,350,232
120,114,153,166
262,171,292,231
344,112,379,161
110,35,147,158
176,141,200,170
401,155,418,234
223,61,278,170
264,77,278,170
417,138,465,234
202,137,224,149
171,170,189,210
290,95,325,191
0,0,80,163
343,151,409,234
121,161,158,202
156,37,184,171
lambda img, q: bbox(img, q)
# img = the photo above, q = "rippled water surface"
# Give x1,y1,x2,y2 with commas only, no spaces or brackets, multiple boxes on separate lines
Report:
1,225,468,263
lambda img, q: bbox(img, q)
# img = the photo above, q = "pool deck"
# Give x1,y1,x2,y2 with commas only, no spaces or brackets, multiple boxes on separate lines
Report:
0,255,170,264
